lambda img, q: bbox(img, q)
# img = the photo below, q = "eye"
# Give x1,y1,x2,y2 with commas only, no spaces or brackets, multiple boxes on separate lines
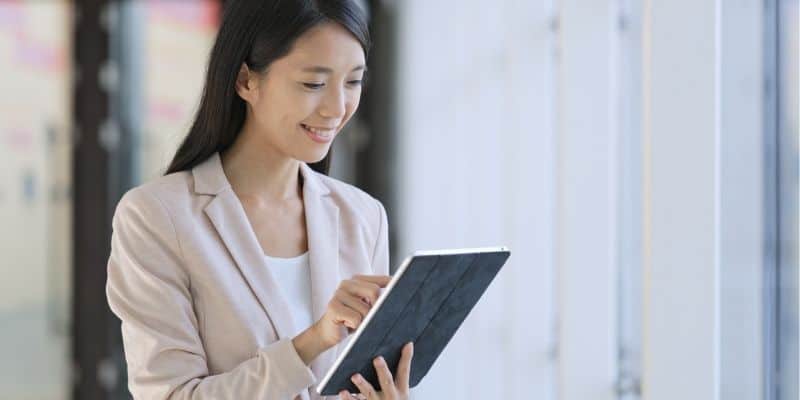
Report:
348,80,363,86
303,82,325,90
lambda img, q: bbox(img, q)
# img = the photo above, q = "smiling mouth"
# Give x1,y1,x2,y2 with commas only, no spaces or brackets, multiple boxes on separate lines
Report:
301,124,336,137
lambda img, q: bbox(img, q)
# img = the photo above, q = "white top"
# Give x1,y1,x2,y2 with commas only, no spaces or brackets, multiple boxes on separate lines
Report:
264,251,314,337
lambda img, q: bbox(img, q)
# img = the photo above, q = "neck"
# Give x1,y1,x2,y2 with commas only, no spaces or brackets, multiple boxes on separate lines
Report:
220,125,303,205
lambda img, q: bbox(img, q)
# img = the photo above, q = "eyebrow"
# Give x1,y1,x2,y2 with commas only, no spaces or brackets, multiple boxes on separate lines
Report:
301,65,367,74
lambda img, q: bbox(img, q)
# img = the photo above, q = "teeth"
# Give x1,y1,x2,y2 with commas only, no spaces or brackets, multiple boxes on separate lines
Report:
303,124,334,137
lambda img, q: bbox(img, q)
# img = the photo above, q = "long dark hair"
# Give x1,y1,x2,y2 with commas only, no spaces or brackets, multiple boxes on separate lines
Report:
165,0,371,176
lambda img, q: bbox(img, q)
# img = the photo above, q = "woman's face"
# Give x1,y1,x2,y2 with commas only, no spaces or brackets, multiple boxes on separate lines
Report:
237,22,366,164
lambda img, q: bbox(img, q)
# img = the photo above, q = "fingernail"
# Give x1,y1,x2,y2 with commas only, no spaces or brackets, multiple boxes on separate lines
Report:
351,374,362,383
374,356,385,365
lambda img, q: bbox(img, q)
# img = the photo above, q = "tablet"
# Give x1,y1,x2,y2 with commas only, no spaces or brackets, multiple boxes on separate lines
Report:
315,246,511,396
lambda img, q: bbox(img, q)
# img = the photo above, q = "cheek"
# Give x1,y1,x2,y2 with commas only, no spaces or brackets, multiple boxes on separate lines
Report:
259,80,317,122
344,93,361,120
290,92,324,120
267,93,318,127
350,93,361,111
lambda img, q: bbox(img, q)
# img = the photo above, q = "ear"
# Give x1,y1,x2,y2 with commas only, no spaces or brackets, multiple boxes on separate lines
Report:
235,62,259,104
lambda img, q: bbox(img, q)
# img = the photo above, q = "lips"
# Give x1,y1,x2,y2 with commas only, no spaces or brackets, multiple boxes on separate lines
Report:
301,123,336,143
301,124,336,136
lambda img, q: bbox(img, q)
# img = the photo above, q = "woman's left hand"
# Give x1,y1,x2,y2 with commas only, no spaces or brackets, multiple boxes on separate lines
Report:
339,342,414,400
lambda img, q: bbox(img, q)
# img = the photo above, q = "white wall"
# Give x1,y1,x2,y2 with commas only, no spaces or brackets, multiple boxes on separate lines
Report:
395,0,775,399
396,1,558,399
640,0,719,398
556,1,619,399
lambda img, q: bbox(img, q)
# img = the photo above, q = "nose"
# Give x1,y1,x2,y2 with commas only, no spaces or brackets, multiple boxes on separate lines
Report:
318,86,346,119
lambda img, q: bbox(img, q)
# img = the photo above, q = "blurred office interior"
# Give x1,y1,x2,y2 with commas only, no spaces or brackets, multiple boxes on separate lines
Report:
0,0,797,399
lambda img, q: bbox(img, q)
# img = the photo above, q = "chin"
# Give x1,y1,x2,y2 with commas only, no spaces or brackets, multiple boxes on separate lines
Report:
298,148,331,164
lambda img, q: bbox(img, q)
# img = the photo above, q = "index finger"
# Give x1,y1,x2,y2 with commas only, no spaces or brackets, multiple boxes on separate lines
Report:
352,275,392,287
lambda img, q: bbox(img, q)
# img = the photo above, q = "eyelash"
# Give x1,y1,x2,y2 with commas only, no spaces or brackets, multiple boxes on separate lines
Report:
303,80,363,90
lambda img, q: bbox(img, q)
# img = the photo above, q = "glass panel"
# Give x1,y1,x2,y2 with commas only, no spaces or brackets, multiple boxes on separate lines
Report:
0,2,72,399
138,0,220,181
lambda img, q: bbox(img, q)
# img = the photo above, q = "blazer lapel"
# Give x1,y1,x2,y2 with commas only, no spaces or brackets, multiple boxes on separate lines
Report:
300,162,343,381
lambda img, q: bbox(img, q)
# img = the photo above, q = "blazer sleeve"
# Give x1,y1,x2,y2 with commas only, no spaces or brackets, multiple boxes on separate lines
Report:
370,198,390,276
106,187,316,400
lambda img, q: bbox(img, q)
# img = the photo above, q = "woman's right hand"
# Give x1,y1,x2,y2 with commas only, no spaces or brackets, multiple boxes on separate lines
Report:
312,275,392,348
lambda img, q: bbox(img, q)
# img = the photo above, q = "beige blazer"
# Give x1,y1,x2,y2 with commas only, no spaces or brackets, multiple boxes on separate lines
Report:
106,152,390,400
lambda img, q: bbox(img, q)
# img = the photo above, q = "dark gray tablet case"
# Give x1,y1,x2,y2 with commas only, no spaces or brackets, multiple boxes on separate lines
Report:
317,248,511,395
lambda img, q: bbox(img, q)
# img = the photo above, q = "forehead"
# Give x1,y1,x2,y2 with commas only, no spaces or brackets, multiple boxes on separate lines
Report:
282,22,365,72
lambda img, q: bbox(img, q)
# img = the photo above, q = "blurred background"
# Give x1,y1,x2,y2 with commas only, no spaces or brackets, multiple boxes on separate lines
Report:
0,0,797,399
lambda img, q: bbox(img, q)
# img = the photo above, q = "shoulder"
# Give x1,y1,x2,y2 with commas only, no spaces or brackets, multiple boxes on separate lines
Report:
311,171,387,229
316,172,380,208
114,171,195,220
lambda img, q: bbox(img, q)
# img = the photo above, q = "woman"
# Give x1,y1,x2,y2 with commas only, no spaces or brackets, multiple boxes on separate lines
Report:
105,1,413,399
